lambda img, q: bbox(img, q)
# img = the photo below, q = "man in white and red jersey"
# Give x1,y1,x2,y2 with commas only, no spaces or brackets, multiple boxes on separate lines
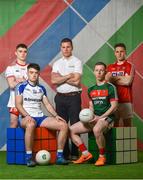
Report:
106,43,135,127
5,44,28,128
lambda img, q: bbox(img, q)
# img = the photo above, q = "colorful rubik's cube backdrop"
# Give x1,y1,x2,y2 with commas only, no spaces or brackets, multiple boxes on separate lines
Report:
88,127,138,164
0,0,143,150
7,127,57,164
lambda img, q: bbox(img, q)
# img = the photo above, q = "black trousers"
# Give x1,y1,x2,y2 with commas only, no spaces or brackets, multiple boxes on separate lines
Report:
54,93,81,159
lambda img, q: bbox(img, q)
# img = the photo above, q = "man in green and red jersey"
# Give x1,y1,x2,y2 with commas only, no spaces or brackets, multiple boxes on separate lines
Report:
70,62,118,166
106,43,135,127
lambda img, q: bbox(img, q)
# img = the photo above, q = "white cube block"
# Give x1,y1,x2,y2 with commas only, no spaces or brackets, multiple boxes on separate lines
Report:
124,139,130,151
124,127,130,139
131,151,138,162
124,151,130,163
131,139,137,150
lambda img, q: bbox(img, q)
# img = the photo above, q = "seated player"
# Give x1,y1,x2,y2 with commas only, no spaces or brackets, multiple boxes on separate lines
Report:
70,62,118,166
15,63,69,167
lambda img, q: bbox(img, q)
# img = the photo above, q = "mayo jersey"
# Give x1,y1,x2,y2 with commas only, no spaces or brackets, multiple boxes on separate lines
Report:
16,81,47,117
88,82,118,120
5,62,28,107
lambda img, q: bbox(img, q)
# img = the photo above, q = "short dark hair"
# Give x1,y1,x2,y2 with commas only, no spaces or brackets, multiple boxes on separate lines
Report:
16,43,27,50
94,62,107,69
27,63,40,71
60,38,73,47
114,43,126,50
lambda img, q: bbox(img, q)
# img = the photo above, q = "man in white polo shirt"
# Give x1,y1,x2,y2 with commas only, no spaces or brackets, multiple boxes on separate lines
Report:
51,38,82,160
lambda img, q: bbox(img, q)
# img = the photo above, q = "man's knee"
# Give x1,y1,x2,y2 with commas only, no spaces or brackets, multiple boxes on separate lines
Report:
59,122,68,131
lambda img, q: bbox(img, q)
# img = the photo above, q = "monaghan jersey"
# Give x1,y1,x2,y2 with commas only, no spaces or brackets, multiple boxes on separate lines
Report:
16,81,47,117
107,60,134,103
5,62,28,107
88,82,118,120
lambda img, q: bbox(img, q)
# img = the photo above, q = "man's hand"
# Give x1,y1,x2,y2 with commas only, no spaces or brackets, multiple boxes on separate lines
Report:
24,115,34,123
55,115,66,123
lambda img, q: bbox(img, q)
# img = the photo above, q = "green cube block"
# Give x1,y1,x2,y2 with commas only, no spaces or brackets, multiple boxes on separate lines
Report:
88,138,98,151
131,139,137,150
130,127,137,138
89,151,99,163
124,127,130,139
124,139,130,151
131,151,138,162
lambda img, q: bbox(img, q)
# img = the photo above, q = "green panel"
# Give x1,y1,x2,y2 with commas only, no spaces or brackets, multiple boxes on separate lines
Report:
87,6,143,66
85,7,143,88
81,64,96,87
0,0,36,36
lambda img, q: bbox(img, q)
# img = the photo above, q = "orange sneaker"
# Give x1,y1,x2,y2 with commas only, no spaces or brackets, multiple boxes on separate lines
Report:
95,156,106,166
72,153,93,164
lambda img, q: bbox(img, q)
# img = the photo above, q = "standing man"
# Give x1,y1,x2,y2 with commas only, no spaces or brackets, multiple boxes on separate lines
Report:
70,62,118,166
51,38,82,160
106,43,135,127
5,43,28,128
15,63,69,167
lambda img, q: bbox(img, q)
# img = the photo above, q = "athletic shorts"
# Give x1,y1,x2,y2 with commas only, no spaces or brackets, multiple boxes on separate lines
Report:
9,107,19,116
115,103,133,120
18,115,48,127
32,115,48,127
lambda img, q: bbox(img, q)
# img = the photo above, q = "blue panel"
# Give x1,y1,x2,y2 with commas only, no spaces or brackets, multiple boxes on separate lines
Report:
0,89,10,148
7,151,15,164
16,152,26,164
73,0,110,22
7,128,15,140
27,7,85,69
7,140,15,151
16,140,25,151
16,128,25,139
27,0,110,69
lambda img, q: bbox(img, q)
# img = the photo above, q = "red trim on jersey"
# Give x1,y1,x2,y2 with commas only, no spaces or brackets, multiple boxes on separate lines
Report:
16,61,27,66
6,75,15,78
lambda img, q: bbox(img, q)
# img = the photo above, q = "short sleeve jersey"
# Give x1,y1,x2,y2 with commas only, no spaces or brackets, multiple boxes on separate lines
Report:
52,55,82,93
16,81,47,117
107,60,134,103
88,82,118,120
5,62,28,107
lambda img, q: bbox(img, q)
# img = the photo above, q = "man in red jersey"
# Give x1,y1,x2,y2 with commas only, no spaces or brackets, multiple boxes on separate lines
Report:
105,43,135,127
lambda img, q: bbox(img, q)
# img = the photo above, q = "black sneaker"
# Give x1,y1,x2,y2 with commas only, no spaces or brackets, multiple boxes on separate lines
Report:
56,157,69,165
26,158,36,167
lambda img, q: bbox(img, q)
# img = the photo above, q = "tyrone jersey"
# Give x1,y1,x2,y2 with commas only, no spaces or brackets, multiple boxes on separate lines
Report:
88,82,118,120
16,81,47,117
5,62,28,107
107,60,134,103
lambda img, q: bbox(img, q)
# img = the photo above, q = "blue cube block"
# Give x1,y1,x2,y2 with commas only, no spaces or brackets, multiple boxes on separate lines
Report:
7,140,15,151
16,128,25,139
16,152,26,164
7,152,15,164
16,140,25,151
7,128,15,140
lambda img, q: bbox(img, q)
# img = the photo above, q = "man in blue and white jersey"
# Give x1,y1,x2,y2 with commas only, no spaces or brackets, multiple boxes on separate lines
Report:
15,63,68,167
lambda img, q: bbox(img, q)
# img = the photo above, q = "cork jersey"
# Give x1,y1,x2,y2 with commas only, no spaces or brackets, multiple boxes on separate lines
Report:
107,60,134,103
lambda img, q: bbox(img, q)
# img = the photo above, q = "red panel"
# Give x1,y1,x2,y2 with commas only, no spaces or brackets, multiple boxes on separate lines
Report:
0,0,73,72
